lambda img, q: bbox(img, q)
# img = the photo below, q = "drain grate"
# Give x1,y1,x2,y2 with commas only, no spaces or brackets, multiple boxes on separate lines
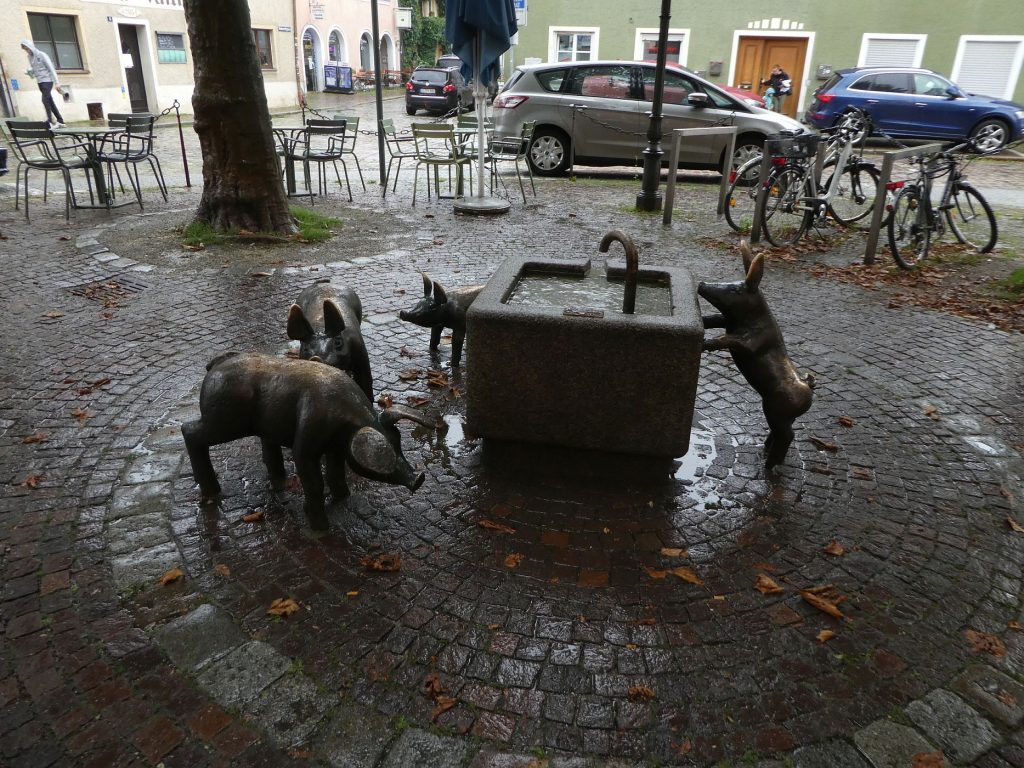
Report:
67,277,147,308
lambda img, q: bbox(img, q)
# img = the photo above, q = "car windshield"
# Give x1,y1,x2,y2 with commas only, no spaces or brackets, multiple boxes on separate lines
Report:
414,70,448,86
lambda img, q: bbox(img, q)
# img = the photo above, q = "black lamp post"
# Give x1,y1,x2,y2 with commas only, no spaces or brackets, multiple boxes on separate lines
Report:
635,0,672,211
369,0,386,185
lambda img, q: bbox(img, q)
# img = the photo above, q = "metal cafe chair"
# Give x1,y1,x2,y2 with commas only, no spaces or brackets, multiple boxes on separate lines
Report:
94,114,168,210
331,113,366,191
379,118,417,198
287,119,352,203
487,119,537,202
5,120,94,221
410,122,472,206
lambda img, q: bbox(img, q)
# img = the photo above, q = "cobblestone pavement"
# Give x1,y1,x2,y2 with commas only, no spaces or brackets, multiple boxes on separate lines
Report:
2,98,1024,768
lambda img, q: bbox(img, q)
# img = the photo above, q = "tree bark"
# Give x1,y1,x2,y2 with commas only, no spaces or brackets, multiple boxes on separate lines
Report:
184,0,297,234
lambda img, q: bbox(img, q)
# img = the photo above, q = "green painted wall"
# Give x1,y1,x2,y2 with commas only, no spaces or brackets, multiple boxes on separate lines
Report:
511,1,1024,104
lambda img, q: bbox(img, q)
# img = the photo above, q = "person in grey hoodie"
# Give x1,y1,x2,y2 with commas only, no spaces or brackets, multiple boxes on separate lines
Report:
21,40,64,126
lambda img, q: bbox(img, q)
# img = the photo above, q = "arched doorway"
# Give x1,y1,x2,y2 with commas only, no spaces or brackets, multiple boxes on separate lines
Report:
379,33,394,75
328,29,346,64
359,33,372,71
302,28,322,91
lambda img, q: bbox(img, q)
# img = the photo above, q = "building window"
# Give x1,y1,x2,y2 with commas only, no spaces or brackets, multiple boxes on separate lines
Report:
858,34,926,68
27,13,83,70
252,28,273,68
952,37,1024,100
156,32,186,64
634,29,688,66
551,29,598,62
329,31,342,62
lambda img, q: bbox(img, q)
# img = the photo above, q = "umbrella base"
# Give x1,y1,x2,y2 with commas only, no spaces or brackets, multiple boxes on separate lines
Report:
454,196,511,215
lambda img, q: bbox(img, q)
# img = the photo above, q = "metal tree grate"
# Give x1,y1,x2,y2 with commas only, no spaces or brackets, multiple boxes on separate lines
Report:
67,277,147,309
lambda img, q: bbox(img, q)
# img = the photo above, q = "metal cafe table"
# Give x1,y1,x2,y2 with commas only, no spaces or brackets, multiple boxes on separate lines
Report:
51,126,134,209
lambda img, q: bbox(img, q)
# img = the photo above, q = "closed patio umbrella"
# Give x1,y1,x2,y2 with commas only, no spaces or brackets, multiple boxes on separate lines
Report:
445,0,518,214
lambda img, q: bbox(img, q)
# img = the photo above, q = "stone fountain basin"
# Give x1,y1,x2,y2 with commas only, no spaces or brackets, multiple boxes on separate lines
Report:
466,256,703,459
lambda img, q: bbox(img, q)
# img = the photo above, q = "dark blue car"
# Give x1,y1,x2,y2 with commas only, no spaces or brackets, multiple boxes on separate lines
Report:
805,67,1024,152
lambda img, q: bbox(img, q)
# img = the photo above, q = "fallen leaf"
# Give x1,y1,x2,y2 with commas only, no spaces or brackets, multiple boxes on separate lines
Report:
922,404,940,420
837,416,855,428
42,311,64,319
346,590,359,598
996,689,1018,707
966,628,1005,657
399,368,421,381
59,235,71,241
752,561,779,573
183,243,205,251
677,740,692,756
213,564,231,577
360,553,401,572
602,527,611,534
21,473,43,489
250,271,272,277
635,618,657,626
377,393,395,408
660,547,688,558
286,475,302,492
487,623,500,630
625,643,638,650
426,370,450,388
399,346,417,357
267,597,300,617
159,568,184,585
817,629,836,643
1009,620,1023,632
823,540,845,556
809,436,839,452
645,567,668,580
1008,518,1024,534
504,552,524,568
432,239,445,246
478,519,516,534
406,395,432,407
850,466,872,480
800,588,846,620
754,574,784,595
423,672,445,699
71,407,93,423
288,749,313,759
21,431,50,444
431,695,457,720
912,751,946,768
628,686,656,701
669,566,703,585
242,510,264,523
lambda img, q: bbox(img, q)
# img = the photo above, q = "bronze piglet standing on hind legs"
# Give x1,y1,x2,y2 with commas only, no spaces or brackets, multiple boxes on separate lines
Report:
698,241,815,470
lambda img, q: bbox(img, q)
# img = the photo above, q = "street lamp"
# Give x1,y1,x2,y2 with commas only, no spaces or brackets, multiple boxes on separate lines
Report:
635,0,672,212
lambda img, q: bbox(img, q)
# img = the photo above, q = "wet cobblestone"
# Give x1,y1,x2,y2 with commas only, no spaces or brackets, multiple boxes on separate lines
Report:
1,95,1024,765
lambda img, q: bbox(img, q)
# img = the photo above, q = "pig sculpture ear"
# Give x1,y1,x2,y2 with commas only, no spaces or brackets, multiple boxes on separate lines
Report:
739,239,754,272
349,426,399,476
286,304,314,341
323,300,346,336
421,272,432,297
745,253,764,292
432,281,447,305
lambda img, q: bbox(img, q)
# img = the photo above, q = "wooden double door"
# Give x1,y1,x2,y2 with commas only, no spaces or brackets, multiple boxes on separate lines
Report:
734,37,807,118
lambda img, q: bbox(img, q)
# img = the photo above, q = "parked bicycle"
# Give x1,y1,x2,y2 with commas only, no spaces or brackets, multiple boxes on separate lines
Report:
886,139,997,269
725,110,880,242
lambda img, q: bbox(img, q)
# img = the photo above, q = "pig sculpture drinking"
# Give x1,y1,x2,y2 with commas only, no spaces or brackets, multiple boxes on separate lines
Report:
182,352,431,530
698,242,815,469
399,273,483,366
287,278,374,400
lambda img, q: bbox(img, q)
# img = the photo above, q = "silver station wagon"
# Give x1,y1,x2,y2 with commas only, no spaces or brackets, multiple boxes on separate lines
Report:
493,60,808,176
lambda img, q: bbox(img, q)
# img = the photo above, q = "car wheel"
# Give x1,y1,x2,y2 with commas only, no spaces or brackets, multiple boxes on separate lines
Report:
406,104,417,116
970,118,1009,152
528,127,571,176
728,135,765,182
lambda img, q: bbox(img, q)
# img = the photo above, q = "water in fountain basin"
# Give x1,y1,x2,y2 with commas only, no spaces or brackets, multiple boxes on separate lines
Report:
506,267,673,316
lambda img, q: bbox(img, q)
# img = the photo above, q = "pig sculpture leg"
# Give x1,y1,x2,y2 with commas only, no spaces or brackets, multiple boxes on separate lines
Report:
182,420,222,499
261,439,287,491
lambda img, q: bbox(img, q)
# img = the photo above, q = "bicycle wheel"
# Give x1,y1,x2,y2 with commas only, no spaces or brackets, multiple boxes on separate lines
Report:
761,166,811,247
724,160,765,233
887,186,930,269
946,182,997,253
825,162,880,226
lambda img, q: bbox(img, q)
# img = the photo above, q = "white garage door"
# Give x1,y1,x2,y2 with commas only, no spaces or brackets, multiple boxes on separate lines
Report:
953,38,1024,99
860,36,924,67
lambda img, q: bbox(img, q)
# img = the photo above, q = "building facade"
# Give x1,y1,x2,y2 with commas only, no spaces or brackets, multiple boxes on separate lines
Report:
509,1,1024,118
1,0,404,123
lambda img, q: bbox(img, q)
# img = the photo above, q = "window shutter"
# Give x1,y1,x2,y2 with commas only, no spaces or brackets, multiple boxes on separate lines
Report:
863,38,920,67
956,40,1021,98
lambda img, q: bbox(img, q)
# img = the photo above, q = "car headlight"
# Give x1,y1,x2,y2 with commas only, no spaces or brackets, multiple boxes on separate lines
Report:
1016,110,1024,119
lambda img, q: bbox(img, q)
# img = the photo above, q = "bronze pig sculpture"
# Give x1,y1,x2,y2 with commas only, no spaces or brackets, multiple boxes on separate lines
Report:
287,278,374,400
698,242,815,470
398,272,483,366
182,352,432,530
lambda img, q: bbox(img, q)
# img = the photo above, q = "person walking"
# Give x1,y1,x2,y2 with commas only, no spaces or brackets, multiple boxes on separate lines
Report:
21,40,65,127
760,64,792,114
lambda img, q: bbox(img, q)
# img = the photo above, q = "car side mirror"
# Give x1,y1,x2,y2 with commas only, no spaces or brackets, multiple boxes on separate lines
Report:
687,92,710,108
945,86,963,99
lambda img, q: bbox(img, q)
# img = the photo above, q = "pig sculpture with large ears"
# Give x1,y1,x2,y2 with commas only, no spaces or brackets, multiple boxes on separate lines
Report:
181,352,432,531
698,241,815,470
398,272,483,366
287,279,374,401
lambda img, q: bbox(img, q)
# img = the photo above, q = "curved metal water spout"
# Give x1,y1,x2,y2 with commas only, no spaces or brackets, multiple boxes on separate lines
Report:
598,230,639,314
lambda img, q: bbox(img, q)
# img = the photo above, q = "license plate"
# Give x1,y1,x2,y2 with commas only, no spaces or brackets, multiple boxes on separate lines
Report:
420,88,437,95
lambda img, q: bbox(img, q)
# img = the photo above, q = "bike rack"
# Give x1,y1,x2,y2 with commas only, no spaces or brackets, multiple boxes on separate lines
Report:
662,126,737,227
862,142,943,264
749,136,828,245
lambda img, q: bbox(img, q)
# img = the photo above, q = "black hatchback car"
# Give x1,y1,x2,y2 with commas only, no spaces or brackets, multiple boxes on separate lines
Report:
405,66,474,116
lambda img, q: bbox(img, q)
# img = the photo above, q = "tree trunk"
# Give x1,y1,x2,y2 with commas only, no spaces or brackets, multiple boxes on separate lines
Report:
184,0,297,234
